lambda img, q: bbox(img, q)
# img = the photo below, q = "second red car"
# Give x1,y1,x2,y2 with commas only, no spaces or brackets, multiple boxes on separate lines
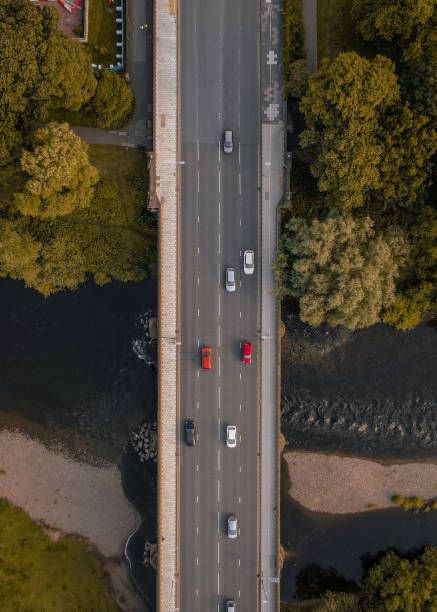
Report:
242,341,252,364
201,346,212,369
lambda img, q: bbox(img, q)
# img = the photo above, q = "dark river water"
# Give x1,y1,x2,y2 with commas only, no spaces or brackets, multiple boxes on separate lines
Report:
280,310,437,601
0,277,157,609
3,277,437,607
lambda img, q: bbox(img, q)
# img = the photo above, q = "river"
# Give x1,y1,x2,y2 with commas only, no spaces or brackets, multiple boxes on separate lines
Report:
281,309,437,600
0,276,157,609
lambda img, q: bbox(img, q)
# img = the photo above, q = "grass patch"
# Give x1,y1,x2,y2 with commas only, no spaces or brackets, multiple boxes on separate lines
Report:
0,500,119,611
85,0,120,67
317,0,360,61
88,145,145,174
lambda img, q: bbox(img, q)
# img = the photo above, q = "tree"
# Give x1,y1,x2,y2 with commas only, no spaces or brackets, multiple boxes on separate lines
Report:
315,591,361,612
362,547,437,611
283,0,306,85
42,31,97,111
399,61,437,129
0,0,54,158
351,0,437,64
378,104,437,208
14,123,99,218
299,52,399,208
274,215,405,329
285,59,310,99
0,0,97,159
88,71,134,128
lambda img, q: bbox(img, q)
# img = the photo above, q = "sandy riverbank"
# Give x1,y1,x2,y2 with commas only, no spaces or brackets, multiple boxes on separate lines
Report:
285,451,437,514
0,429,144,611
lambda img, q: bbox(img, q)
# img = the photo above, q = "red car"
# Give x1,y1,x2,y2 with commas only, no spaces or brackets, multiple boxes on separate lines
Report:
201,346,212,369
242,341,252,364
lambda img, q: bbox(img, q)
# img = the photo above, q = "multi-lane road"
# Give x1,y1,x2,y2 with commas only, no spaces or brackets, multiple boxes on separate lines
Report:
179,0,260,609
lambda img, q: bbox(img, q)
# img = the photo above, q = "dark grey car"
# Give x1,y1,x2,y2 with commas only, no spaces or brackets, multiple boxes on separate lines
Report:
185,419,196,446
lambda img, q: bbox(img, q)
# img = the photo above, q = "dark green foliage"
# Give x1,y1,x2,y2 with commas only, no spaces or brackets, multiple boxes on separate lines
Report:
351,0,437,64
0,0,97,161
283,0,306,91
88,71,135,129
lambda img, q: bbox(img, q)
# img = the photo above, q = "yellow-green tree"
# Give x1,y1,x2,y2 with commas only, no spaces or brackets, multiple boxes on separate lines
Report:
274,214,406,329
362,547,437,611
299,52,399,208
14,122,99,218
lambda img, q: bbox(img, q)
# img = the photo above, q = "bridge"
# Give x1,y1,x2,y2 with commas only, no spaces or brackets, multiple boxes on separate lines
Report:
152,0,282,609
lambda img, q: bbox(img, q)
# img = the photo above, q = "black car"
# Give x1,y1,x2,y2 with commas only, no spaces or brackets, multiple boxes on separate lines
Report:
185,419,196,446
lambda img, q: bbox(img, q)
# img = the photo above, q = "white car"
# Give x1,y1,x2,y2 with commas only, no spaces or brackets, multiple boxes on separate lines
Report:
225,267,236,292
227,515,238,539
225,601,236,612
243,250,254,275
226,425,237,448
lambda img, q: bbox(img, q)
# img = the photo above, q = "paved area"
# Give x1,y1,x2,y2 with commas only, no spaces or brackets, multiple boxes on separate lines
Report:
179,0,259,608
72,0,153,148
153,0,178,609
261,0,283,608
302,0,318,72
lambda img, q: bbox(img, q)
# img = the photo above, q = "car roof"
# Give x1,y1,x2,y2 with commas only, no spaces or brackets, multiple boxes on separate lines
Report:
245,250,254,261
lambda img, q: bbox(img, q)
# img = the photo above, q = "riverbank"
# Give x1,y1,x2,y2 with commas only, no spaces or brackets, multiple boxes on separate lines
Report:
285,451,437,514
0,429,144,611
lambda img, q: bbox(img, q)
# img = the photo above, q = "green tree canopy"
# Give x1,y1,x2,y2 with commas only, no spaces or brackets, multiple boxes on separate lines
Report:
42,31,97,111
88,70,134,128
351,0,437,64
0,0,97,160
14,122,99,218
300,52,399,208
378,104,437,208
362,547,437,611
274,214,406,329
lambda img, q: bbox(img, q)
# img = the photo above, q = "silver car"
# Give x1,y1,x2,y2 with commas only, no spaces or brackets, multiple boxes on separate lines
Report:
243,250,254,275
225,267,236,292
227,515,238,539
223,130,233,154
226,425,237,448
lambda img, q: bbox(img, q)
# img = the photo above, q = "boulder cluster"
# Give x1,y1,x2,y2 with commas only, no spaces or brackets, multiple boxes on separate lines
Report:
143,540,158,569
131,422,157,462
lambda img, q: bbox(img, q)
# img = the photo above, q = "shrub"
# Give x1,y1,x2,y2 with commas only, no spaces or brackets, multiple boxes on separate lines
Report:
283,0,306,85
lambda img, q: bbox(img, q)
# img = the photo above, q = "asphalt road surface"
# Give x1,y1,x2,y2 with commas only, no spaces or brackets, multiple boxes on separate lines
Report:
179,0,260,610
